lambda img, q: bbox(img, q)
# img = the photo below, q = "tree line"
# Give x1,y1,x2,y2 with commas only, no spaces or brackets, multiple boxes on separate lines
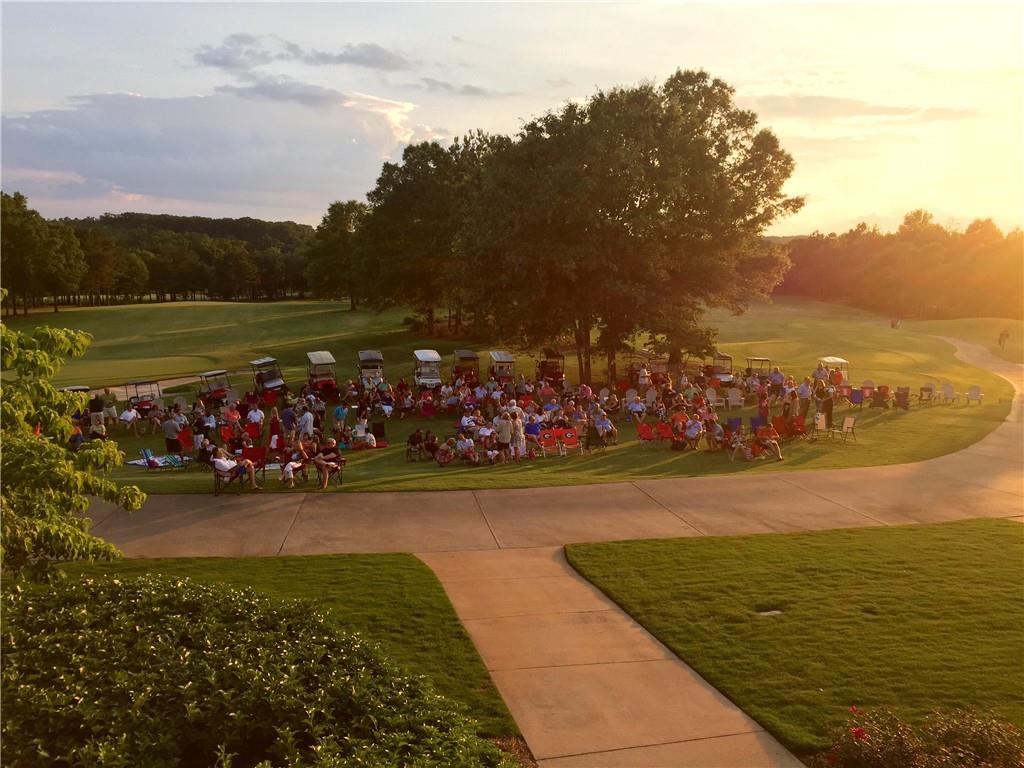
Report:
0,198,313,315
778,211,1023,320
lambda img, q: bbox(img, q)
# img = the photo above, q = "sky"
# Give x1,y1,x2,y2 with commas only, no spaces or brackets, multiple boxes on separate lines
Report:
2,2,1022,235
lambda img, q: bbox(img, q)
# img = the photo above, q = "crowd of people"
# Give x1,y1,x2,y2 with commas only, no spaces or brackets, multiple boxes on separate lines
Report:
65,359,856,488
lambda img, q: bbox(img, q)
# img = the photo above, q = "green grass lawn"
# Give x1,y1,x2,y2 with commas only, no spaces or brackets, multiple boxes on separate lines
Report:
566,519,1024,757
905,316,1024,364
8,297,1015,493
62,553,517,740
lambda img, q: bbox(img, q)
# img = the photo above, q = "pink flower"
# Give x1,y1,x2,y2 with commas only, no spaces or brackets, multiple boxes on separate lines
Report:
851,726,869,741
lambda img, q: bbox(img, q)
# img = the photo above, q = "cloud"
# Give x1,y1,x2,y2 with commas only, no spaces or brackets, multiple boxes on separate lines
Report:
194,34,413,74
545,78,573,88
416,77,502,97
748,94,976,122
216,73,347,109
1,88,419,221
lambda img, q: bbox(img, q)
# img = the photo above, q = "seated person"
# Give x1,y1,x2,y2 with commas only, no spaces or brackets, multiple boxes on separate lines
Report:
594,411,617,443
455,433,480,465
379,391,395,418
224,402,242,425
423,430,439,458
460,409,482,436
312,438,345,489
119,404,141,435
212,448,261,490
279,441,308,487
626,397,646,423
705,419,725,451
398,392,415,419
524,415,542,445
604,392,620,414
406,428,424,458
352,417,369,444
684,415,704,450
435,438,456,466
756,424,784,461
68,423,86,451
196,438,217,466
728,430,752,462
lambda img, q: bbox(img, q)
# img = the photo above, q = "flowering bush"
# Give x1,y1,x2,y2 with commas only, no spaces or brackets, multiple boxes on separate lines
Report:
811,706,1023,768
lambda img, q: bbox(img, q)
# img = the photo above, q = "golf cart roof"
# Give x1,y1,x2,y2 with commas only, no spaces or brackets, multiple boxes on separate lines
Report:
129,380,160,386
713,351,733,361
414,349,442,363
249,357,278,368
454,349,479,361
819,356,849,366
306,351,336,366
60,385,91,392
746,357,771,364
199,369,228,378
358,350,384,363
489,350,515,363
541,347,564,360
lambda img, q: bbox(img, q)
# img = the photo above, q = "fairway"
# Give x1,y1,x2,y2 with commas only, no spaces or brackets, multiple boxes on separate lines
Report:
62,553,518,740
22,297,1014,493
566,519,1024,757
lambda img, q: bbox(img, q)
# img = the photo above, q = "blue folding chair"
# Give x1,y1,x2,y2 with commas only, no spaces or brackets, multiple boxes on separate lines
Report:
749,416,765,432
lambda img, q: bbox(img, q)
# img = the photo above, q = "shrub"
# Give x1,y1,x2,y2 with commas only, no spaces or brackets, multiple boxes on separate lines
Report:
811,706,1024,768
2,576,513,768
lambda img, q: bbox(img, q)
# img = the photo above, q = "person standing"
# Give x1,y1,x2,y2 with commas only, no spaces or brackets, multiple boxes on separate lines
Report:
101,387,119,427
797,377,812,420
510,410,525,463
162,413,183,455
495,411,513,463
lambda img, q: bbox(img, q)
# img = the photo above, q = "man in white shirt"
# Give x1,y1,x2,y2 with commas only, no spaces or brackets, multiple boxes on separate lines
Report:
247,404,264,425
212,448,261,489
119,405,140,435
627,396,646,424
460,410,480,436
297,406,314,439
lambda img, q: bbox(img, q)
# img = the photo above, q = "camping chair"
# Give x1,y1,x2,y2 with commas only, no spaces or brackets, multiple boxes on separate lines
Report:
847,390,864,408
244,422,263,443
551,428,568,456
172,396,188,410
219,425,235,445
176,427,194,456
598,387,611,404
749,416,766,432
917,384,935,407
870,389,890,408
538,430,560,457
635,422,657,448
623,389,638,412
585,424,607,452
940,382,959,405
406,442,422,462
141,448,172,471
645,387,658,407
655,421,675,446
560,428,583,456
771,415,789,439
838,415,857,442
894,387,911,411
790,415,808,438
725,417,743,438
726,387,744,410
812,413,832,440
241,446,267,483
705,387,726,410
262,389,279,408
213,464,242,496
965,385,984,405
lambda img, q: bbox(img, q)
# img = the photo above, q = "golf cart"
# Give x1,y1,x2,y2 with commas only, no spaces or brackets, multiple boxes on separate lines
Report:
452,349,480,385
537,348,566,389
59,385,91,394
126,380,162,414
703,351,735,386
413,349,443,389
250,357,286,394
746,357,772,383
197,369,230,407
307,351,337,398
357,350,385,389
818,356,850,384
489,351,516,385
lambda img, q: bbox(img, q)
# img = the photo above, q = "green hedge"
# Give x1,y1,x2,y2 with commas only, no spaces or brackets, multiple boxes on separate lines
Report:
2,576,512,767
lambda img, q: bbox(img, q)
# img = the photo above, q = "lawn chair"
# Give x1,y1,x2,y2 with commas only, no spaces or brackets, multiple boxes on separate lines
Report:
893,387,910,411
213,465,241,496
141,448,171,471
262,389,279,408
223,390,239,405
749,416,766,432
244,422,262,443
635,422,657,448
538,429,560,457
940,382,959,405
406,442,422,462
705,387,726,410
965,385,984,405
917,384,936,407
655,421,674,446
860,380,875,400
598,387,610,404
725,417,743,438
812,413,832,440
176,427,194,455
847,390,864,408
771,415,789,439
645,387,658,408
838,415,857,442
726,387,744,410
551,428,568,456
560,428,583,456
241,446,267,483
623,388,638,412
172,396,188,410
219,425,235,445
790,415,808,438
585,424,607,452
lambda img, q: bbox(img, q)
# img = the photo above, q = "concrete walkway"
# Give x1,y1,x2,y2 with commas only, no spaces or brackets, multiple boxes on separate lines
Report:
85,338,1023,767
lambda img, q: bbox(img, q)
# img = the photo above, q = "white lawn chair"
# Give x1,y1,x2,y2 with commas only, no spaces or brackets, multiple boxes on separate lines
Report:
224,389,239,404
598,387,610,404
172,395,188,409
839,415,857,442
624,388,638,406
705,387,726,410
812,412,832,440
726,387,744,410
965,385,984,405
940,382,959,404
645,387,658,407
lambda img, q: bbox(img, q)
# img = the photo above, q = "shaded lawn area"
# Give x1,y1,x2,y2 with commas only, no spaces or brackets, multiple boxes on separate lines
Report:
566,519,1024,757
906,316,1024,364
63,553,517,740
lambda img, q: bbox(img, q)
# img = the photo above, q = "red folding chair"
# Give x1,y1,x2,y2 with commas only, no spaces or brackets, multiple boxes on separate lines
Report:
655,421,674,446
790,415,808,438
219,425,235,444
262,389,278,408
538,430,560,457
241,446,267,483
560,428,583,455
244,422,262,443
771,416,789,439
636,423,657,448
176,427,193,455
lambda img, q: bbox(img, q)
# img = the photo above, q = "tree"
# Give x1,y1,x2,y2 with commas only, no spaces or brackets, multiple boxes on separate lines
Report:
1,295,145,580
463,69,802,382
303,200,368,309
1,192,50,315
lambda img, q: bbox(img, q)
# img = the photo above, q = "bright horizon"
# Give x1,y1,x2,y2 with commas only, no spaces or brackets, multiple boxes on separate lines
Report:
2,2,1022,235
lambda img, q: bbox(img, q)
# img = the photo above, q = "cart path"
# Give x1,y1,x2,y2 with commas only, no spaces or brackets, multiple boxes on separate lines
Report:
87,337,1022,768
